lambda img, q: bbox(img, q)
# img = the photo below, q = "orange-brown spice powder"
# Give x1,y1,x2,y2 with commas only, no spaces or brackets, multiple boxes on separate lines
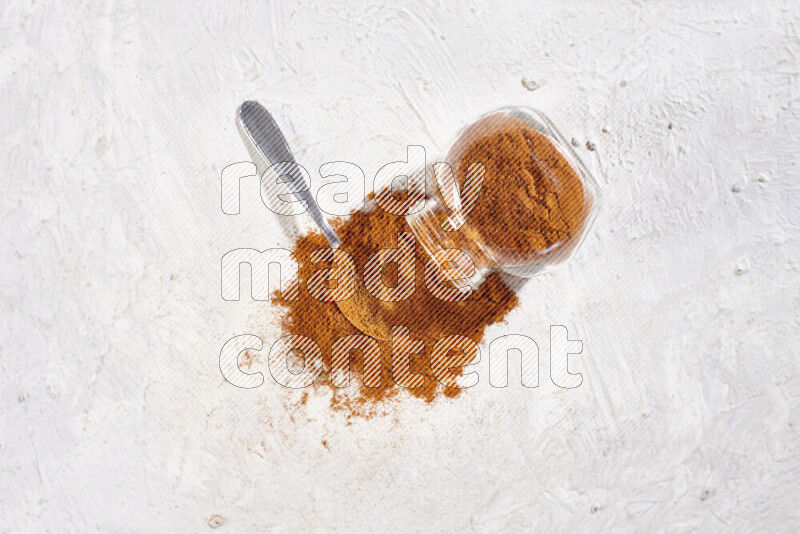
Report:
276,114,590,416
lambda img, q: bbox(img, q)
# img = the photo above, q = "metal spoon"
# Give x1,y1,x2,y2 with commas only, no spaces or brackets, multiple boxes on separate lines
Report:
237,101,391,338
236,102,464,342
237,100,341,248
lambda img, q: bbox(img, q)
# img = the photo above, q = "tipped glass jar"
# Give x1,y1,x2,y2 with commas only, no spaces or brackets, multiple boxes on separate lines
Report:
407,106,601,290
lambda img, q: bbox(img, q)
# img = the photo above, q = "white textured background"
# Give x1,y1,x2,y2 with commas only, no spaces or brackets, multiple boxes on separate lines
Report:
2,1,799,532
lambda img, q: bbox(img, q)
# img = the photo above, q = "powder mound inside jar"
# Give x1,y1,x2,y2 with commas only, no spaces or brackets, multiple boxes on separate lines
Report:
445,113,592,265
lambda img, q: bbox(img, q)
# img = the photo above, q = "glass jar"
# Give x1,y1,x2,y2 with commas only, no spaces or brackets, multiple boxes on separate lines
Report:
407,106,601,290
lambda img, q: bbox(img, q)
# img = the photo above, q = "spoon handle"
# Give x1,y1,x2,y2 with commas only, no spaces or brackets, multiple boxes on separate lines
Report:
237,100,341,248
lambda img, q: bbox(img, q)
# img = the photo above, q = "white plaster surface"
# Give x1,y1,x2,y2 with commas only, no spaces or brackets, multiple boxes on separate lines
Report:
2,1,799,532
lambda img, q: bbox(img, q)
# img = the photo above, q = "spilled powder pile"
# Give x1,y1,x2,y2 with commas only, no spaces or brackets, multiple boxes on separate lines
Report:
275,112,591,416
278,206,520,414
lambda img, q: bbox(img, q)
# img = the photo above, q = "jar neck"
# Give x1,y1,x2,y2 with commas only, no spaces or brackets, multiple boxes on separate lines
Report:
406,195,495,291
